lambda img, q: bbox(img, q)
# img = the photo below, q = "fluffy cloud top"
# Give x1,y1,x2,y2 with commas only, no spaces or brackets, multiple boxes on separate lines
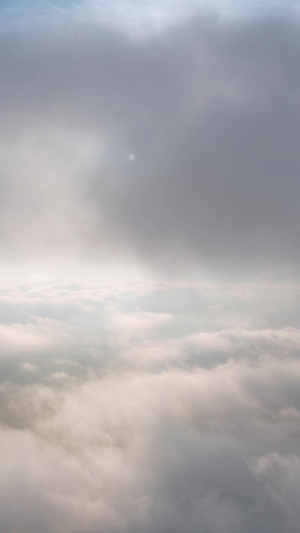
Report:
1,356,300,533
0,280,299,532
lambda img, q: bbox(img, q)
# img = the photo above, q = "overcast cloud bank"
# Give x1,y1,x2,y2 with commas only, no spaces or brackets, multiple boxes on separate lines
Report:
1,10,300,278
2,2,300,532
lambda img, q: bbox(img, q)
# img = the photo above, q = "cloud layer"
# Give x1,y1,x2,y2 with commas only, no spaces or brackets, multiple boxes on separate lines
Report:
1,12,300,277
1,355,300,532
0,280,300,532
2,5,300,532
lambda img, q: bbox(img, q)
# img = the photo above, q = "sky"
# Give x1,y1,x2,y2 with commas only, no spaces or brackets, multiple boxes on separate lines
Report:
2,1,300,532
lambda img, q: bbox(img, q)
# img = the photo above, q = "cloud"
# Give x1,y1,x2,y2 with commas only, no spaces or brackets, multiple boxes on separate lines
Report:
0,283,299,531
1,279,300,377
118,325,300,371
2,8,300,531
1,14,300,278
107,307,173,345
0,320,73,359
1,356,300,532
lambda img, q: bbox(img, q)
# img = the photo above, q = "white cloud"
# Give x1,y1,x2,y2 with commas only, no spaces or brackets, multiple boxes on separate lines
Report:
0,356,300,532
0,320,72,359
107,307,173,345
20,362,39,373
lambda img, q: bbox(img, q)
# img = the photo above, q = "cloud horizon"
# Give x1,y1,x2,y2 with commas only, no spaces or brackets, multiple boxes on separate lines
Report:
2,3,300,532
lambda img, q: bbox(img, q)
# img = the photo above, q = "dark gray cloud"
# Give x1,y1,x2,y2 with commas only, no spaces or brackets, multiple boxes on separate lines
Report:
1,15,300,277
